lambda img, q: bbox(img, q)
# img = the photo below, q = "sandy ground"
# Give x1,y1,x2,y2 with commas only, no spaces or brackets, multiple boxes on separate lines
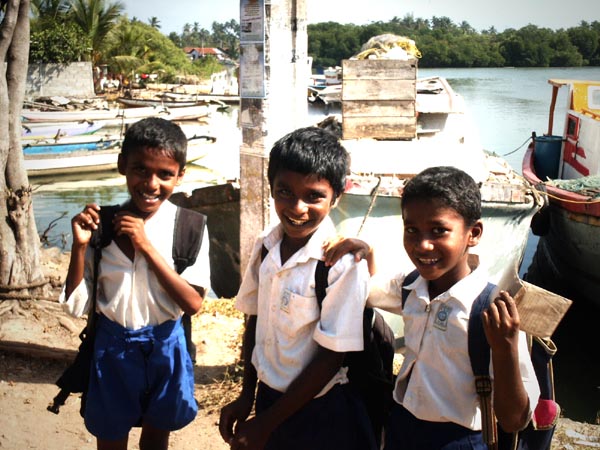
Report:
0,248,598,450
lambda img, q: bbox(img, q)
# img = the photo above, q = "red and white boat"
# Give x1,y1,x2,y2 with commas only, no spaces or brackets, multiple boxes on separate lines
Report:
522,79,600,306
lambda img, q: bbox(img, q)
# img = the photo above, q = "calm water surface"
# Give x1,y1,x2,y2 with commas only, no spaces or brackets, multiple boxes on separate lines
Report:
32,67,600,421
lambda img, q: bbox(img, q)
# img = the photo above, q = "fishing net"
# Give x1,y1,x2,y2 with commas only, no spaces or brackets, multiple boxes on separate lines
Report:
547,175,600,198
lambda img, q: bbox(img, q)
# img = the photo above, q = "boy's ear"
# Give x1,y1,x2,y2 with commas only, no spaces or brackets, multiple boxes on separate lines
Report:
467,220,483,247
176,167,186,185
117,153,126,175
330,194,341,208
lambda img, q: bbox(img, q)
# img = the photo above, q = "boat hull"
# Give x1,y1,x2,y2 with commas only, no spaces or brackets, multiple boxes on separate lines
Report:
24,137,214,177
525,206,600,308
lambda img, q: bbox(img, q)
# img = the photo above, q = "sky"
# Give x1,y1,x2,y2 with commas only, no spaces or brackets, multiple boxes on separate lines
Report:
121,0,596,36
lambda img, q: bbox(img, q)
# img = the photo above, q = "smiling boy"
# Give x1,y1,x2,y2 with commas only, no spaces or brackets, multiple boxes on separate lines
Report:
60,117,210,450
219,127,376,450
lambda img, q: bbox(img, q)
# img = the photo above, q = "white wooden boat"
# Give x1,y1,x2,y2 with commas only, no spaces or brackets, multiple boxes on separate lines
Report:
326,73,542,296
21,104,210,123
24,134,216,177
522,79,600,307
22,121,105,140
116,96,208,108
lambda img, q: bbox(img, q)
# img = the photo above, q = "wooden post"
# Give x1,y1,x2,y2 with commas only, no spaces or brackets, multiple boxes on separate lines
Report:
239,0,308,274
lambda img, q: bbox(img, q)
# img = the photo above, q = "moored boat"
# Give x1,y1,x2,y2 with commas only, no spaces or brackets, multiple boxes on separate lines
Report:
329,72,541,292
522,79,600,307
22,121,105,140
21,104,211,123
24,134,216,178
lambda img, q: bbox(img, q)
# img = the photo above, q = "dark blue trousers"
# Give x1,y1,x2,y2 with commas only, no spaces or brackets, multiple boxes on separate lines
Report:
256,382,376,450
384,403,487,450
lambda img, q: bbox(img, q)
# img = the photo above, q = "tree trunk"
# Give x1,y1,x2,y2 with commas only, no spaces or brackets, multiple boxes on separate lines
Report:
0,0,48,301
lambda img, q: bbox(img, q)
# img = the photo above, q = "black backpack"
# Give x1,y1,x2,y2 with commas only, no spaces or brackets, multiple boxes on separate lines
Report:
260,246,395,446
48,204,207,415
402,270,559,450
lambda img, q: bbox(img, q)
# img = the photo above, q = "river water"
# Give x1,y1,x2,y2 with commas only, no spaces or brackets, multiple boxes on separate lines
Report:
31,67,600,422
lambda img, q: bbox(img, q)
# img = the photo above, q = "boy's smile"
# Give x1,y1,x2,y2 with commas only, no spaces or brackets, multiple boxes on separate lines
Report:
117,147,184,218
272,169,338,257
402,198,482,298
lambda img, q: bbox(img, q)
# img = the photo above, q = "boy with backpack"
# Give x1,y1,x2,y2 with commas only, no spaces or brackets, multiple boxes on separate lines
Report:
218,127,377,450
59,117,210,450
325,166,541,449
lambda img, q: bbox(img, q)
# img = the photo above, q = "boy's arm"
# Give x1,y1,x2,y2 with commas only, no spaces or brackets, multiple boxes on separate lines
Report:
231,345,344,450
483,291,531,432
64,204,100,299
114,212,203,315
219,315,258,444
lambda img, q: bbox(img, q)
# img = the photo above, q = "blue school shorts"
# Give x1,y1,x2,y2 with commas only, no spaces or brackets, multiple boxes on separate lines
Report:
384,403,486,450
256,382,377,450
84,315,197,440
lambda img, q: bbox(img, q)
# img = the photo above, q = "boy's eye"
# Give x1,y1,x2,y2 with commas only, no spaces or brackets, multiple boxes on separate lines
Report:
276,188,292,198
432,227,447,235
404,226,416,234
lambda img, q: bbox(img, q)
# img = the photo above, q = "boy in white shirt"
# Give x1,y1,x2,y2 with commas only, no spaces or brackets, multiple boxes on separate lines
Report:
60,117,210,450
325,166,540,449
219,127,376,450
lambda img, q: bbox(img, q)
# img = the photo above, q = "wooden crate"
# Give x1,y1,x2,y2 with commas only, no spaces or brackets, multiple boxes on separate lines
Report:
342,59,417,140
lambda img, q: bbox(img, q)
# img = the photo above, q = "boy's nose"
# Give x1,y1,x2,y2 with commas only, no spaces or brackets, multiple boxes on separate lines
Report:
145,175,159,189
417,238,434,251
291,198,308,213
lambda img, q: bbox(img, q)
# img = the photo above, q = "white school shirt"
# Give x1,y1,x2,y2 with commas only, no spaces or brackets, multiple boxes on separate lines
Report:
59,200,211,330
236,216,369,395
368,259,540,431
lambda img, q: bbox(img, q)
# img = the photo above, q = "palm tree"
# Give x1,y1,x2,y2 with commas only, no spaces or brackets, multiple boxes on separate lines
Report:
30,0,70,20
148,16,160,29
68,0,124,63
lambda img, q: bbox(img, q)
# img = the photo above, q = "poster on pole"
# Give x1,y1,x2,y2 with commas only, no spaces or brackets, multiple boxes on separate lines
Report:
240,0,264,43
240,42,266,98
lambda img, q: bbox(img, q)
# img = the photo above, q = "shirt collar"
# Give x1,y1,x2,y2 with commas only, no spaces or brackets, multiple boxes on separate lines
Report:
262,216,337,265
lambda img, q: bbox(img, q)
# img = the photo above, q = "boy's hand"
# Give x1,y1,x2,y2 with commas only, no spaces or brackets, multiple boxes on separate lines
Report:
322,236,371,265
219,395,254,445
229,414,272,450
113,211,149,252
482,290,521,354
71,203,100,246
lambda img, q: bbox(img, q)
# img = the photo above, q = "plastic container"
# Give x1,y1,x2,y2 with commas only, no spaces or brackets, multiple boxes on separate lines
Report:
534,135,562,180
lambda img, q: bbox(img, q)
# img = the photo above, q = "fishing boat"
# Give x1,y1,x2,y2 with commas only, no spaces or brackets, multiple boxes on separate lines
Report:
522,79,600,307
22,121,105,140
24,134,216,178
21,104,211,123
116,96,207,108
327,61,542,296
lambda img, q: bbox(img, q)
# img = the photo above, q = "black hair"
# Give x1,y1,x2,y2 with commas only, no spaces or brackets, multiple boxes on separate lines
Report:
121,117,187,169
267,126,349,198
401,166,481,225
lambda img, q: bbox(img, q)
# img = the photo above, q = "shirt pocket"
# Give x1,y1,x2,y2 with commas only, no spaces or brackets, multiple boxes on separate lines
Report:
274,289,320,338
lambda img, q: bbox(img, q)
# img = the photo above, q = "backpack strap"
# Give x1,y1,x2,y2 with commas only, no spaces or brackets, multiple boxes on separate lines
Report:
172,206,206,275
467,282,498,449
401,269,420,308
314,260,330,306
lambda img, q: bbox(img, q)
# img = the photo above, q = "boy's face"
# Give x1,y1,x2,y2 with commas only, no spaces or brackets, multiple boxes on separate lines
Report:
272,169,339,250
117,147,184,217
402,198,482,296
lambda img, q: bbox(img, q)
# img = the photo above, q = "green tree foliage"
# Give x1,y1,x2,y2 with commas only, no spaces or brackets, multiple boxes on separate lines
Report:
104,19,195,83
30,21,91,63
68,0,125,64
307,15,599,70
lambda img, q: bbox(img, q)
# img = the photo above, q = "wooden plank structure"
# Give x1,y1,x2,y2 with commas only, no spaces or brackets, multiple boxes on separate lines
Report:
342,58,418,140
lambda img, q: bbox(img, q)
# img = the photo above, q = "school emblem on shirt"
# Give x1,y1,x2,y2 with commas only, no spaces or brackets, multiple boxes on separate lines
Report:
434,304,452,331
280,290,291,313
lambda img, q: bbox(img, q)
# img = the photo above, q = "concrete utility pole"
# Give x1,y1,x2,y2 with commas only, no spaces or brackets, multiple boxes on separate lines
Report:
238,0,308,274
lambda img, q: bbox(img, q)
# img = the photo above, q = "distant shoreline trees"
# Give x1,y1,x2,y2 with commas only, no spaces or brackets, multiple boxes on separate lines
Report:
30,5,599,78
308,16,600,70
